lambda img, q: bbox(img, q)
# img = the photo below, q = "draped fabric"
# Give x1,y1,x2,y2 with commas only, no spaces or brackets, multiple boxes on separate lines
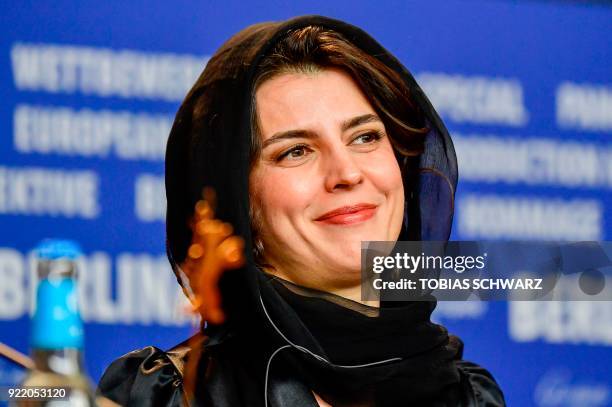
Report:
257,273,464,405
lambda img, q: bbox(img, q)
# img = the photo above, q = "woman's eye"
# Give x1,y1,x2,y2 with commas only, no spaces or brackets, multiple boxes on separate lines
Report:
277,144,311,162
352,131,383,145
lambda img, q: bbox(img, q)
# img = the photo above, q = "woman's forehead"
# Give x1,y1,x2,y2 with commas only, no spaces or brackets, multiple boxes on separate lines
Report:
254,68,379,140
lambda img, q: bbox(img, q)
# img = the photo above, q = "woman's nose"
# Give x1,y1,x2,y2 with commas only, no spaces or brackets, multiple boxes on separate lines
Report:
323,148,364,192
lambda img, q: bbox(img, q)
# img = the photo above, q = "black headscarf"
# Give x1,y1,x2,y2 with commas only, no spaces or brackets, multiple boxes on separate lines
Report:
165,15,461,406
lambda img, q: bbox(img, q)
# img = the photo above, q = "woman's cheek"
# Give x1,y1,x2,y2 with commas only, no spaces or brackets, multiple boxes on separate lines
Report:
365,156,403,191
259,169,312,217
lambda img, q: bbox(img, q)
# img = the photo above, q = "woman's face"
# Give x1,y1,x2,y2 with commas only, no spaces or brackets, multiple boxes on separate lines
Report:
249,67,404,293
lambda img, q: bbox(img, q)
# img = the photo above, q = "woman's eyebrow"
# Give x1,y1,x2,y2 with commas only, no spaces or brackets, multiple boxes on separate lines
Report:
261,114,382,149
262,129,317,149
341,113,382,131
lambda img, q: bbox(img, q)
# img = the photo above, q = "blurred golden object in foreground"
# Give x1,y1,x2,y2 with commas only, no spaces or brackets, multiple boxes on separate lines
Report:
182,187,246,324
181,187,246,403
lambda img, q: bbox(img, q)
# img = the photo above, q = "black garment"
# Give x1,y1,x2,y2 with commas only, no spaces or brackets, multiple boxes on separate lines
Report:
98,273,505,406
98,14,506,406
98,331,505,406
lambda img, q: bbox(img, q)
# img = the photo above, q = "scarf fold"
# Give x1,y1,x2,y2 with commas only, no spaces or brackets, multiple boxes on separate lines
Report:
254,272,462,406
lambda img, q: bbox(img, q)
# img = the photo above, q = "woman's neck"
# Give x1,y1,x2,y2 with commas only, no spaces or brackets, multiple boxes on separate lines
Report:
260,265,380,307
327,284,379,308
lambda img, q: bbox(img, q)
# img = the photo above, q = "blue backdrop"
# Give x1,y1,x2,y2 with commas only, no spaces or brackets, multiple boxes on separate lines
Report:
1,1,611,406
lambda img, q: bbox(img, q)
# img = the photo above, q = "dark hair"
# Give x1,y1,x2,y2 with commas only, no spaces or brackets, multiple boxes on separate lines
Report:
249,26,428,262
250,26,427,166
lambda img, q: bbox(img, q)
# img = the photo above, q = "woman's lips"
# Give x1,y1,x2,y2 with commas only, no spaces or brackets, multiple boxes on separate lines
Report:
315,204,378,225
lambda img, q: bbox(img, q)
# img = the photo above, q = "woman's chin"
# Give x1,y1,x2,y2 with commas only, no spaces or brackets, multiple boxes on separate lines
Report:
324,259,364,283
326,268,366,300
319,228,383,245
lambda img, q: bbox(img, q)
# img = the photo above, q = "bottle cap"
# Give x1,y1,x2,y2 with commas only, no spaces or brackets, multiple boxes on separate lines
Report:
36,239,82,260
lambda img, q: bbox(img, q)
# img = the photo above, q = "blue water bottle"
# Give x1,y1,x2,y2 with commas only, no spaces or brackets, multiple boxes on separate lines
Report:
16,239,96,406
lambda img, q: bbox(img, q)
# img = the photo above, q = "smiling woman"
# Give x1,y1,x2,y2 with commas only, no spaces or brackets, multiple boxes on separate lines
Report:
250,68,405,301
98,15,506,407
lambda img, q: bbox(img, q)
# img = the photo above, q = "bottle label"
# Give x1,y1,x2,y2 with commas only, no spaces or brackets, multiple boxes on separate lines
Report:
32,277,84,349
